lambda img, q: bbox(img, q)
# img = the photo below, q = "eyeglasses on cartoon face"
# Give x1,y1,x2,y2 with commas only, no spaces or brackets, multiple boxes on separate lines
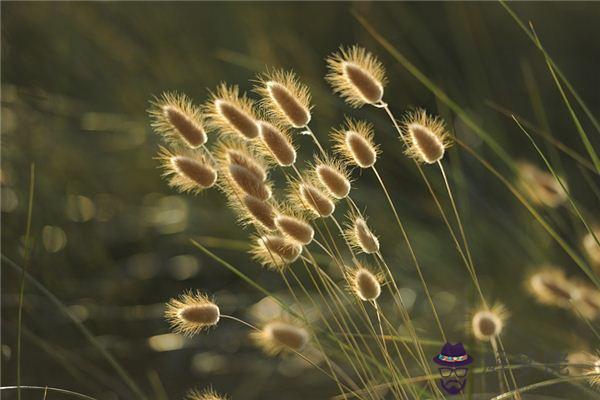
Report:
438,367,468,378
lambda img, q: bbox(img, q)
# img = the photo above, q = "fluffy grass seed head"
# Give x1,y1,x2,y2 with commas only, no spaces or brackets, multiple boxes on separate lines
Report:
185,388,228,400
346,214,379,254
528,267,579,309
214,139,272,201
517,161,568,208
566,351,598,377
583,228,600,268
471,303,508,341
326,45,387,108
288,177,335,218
149,92,207,148
226,193,278,231
402,109,452,164
348,266,382,301
206,83,259,139
313,156,352,199
274,209,314,245
165,291,220,337
332,118,379,168
251,320,310,355
158,147,217,194
573,284,600,320
255,69,312,128
257,121,297,167
251,234,303,270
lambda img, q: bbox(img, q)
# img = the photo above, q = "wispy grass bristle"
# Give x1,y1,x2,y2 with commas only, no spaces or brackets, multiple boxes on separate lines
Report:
255,69,312,128
149,92,207,148
251,320,309,355
289,180,335,218
402,108,452,164
258,121,297,166
242,195,277,230
158,147,217,194
251,234,302,270
165,291,220,337
206,83,259,139
332,118,379,168
228,164,272,200
186,388,229,400
326,45,387,107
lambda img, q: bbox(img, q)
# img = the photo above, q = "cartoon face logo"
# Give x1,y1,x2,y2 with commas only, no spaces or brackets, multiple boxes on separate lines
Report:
432,342,473,395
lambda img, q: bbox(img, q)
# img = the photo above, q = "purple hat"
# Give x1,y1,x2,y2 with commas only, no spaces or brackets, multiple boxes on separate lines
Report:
433,342,473,367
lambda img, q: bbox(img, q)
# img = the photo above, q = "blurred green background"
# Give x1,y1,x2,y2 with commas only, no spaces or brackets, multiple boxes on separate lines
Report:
2,2,599,399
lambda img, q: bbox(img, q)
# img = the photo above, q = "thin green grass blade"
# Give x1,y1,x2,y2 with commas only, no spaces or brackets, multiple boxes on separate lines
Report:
2,255,147,400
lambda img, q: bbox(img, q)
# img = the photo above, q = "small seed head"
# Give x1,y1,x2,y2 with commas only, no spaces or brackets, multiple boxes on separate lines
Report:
228,164,271,200
299,184,335,218
158,147,217,194
165,291,220,337
242,195,276,230
528,267,579,308
352,217,379,254
252,321,309,355
332,118,379,169
206,83,259,139
186,388,229,400
402,109,451,164
471,304,507,341
326,46,387,108
315,161,351,199
251,234,302,270
517,162,568,208
351,267,382,301
275,214,314,245
258,121,296,166
149,92,207,148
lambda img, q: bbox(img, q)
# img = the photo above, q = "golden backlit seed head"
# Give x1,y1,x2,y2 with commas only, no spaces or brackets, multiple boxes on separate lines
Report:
206,83,259,139
471,304,507,341
149,92,207,148
251,234,302,270
528,267,579,309
573,284,600,320
402,109,452,164
251,321,310,355
242,195,277,230
583,229,600,268
258,121,297,166
315,159,351,199
255,70,312,128
228,164,271,200
185,388,229,400
517,162,568,208
332,118,379,168
299,184,335,218
274,214,314,245
165,291,220,337
352,217,380,254
326,46,387,108
158,147,217,194
350,267,382,301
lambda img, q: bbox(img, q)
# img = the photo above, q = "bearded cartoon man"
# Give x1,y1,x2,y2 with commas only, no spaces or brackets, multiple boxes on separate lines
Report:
432,342,473,395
